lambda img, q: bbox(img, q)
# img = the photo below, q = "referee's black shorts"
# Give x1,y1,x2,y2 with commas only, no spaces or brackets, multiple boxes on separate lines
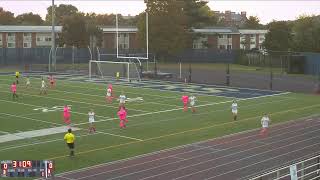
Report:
67,143,74,149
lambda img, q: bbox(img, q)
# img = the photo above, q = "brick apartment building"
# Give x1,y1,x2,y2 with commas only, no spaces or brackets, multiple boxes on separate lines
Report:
0,26,62,48
214,10,247,27
0,25,267,51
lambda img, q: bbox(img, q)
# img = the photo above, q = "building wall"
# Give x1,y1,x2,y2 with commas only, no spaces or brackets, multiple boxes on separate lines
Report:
31,33,36,48
207,35,218,49
103,33,115,49
2,33,7,48
15,32,23,48
0,33,2,48
232,34,240,49
129,33,140,49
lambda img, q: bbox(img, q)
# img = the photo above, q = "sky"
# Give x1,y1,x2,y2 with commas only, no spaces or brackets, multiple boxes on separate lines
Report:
0,0,320,24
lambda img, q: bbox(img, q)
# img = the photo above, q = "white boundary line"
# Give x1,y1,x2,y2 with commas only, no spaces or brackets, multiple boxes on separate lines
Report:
0,96,295,152
55,114,320,178
69,120,320,180
96,131,143,141
0,86,148,113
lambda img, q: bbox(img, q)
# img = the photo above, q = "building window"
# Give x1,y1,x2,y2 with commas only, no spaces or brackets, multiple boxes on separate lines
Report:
219,45,226,49
250,34,254,38
227,34,232,39
250,41,255,44
192,37,208,49
117,33,129,49
45,37,52,42
227,45,232,50
7,42,15,48
7,32,15,42
23,42,31,48
259,37,265,41
218,35,224,39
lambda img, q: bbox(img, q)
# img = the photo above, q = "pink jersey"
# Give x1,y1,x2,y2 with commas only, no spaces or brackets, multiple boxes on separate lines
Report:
63,106,70,117
11,84,17,92
182,95,189,104
108,84,113,90
117,109,127,120
49,76,54,82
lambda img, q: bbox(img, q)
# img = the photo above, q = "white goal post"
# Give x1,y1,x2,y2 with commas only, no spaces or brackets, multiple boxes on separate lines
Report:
89,60,140,82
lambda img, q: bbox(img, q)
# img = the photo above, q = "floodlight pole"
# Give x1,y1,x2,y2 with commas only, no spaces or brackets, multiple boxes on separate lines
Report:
51,0,56,72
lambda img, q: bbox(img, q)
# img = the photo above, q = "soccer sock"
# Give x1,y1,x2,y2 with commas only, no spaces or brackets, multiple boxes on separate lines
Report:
234,116,237,121
70,150,74,156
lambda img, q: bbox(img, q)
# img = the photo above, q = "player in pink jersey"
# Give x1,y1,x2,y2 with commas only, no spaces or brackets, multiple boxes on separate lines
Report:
63,105,71,125
117,108,128,128
11,82,18,100
181,95,189,112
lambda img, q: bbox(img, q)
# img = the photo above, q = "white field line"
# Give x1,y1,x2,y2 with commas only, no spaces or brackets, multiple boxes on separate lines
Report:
0,99,111,119
30,115,319,177
3,81,178,108
113,128,320,180
36,77,225,102
96,131,143,141
75,92,291,126
0,88,148,113
0,94,296,151
81,122,320,180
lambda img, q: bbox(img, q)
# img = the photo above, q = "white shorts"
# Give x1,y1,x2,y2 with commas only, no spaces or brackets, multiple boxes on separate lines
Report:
232,110,238,114
190,102,195,106
89,118,95,123
262,125,268,128
107,93,111,97
26,82,30,85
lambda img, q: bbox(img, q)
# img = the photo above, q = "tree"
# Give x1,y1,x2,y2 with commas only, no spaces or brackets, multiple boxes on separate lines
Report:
138,0,190,56
263,21,292,51
60,13,88,47
0,7,16,25
183,0,216,28
292,15,320,52
243,16,262,29
16,12,43,25
45,4,78,25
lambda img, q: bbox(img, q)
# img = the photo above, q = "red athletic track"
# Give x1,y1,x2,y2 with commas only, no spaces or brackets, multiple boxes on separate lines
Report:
53,117,320,180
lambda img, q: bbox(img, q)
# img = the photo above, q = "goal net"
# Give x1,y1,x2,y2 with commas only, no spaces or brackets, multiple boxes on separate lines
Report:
89,60,141,82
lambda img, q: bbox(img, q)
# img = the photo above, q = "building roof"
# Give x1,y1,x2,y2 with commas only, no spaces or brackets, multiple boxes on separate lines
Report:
0,26,62,33
193,27,240,34
101,26,138,33
239,29,268,34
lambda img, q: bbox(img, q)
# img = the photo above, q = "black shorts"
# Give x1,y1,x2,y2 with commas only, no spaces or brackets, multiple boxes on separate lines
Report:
67,143,74,149
16,76,19,79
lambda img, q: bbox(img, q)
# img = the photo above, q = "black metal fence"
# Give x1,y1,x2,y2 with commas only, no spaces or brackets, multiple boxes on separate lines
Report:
0,48,319,93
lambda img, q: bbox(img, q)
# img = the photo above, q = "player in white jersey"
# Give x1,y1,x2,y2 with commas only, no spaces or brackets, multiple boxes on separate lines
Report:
189,95,196,113
260,114,271,137
106,88,113,103
119,91,126,109
25,77,31,88
231,99,238,121
40,78,47,95
88,109,96,133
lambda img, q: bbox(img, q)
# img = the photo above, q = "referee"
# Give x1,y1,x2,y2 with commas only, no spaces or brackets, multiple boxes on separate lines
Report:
64,129,75,157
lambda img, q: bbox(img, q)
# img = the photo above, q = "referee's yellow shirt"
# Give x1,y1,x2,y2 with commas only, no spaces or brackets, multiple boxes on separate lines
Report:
15,72,20,77
64,133,75,143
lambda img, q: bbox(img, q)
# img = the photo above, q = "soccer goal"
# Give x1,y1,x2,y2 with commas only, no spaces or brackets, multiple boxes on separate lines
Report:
89,60,141,82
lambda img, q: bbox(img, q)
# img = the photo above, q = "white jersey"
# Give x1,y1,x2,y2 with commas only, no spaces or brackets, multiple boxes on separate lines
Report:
189,96,196,106
41,80,46,88
231,103,238,113
107,88,112,97
88,112,95,123
26,78,30,85
261,116,270,128
119,95,126,104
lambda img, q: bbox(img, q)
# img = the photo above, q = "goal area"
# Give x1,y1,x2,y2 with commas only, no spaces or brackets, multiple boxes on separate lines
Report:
89,60,141,82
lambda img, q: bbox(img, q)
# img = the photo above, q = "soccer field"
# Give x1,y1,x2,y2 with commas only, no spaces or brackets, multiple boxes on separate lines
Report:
0,73,319,177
